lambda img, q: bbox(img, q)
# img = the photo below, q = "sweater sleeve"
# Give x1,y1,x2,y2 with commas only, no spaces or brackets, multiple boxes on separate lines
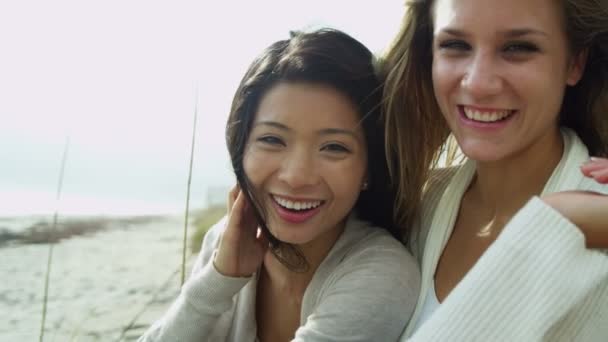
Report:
406,197,608,341
293,237,420,342
138,217,252,342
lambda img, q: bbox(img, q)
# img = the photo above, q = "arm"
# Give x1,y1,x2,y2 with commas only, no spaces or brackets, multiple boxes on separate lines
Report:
543,157,608,248
542,190,608,248
138,255,252,342
139,188,267,342
293,238,420,342
406,197,608,341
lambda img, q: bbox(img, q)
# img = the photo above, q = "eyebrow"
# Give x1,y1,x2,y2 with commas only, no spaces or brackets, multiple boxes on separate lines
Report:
253,121,360,139
438,28,548,38
318,128,359,139
501,28,548,38
254,121,290,131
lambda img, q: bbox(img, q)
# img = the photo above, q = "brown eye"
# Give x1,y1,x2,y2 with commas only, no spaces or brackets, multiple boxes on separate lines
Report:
321,143,350,153
257,135,285,146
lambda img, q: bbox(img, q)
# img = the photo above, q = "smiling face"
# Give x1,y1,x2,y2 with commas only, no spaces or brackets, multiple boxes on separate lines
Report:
431,0,585,162
243,82,367,246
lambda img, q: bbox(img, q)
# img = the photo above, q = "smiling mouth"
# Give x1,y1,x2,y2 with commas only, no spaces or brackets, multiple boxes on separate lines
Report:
271,195,324,212
460,105,516,123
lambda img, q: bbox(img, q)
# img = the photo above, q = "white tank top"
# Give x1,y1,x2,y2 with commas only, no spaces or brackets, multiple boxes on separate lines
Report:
412,279,441,332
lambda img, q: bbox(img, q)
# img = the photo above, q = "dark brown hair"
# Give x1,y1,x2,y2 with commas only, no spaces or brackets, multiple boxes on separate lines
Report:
226,28,399,270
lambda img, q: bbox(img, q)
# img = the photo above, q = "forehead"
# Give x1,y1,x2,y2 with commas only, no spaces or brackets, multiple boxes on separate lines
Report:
254,82,363,131
432,0,564,35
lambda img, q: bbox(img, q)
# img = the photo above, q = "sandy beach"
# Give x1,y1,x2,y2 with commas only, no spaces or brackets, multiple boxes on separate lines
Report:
1,215,200,342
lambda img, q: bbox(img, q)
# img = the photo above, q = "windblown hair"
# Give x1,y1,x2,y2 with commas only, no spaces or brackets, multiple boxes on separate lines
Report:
225,28,400,271
380,0,450,233
560,0,608,156
380,0,608,229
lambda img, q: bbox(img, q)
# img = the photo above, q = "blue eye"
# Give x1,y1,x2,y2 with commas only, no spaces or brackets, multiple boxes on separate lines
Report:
503,42,539,54
257,135,285,146
438,39,471,51
321,143,350,153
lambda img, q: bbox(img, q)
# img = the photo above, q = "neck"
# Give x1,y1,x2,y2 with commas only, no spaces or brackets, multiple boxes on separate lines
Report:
468,129,564,222
261,219,346,296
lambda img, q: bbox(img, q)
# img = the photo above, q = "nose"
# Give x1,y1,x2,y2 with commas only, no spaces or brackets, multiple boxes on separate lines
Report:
277,148,319,189
461,51,503,99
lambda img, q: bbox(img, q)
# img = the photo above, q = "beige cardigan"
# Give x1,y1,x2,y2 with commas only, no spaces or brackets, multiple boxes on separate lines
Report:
402,129,608,341
139,214,420,342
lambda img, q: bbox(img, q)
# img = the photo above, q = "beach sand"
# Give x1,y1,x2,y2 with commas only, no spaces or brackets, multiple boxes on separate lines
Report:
1,216,200,342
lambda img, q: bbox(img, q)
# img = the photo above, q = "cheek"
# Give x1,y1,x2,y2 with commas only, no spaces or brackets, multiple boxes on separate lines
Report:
432,58,454,106
242,147,267,187
509,64,564,111
326,158,366,200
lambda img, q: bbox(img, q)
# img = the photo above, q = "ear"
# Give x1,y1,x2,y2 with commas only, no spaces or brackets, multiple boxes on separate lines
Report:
361,171,369,191
566,49,588,86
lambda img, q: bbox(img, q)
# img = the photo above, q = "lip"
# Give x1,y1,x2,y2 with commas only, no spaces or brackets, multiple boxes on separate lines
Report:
270,195,324,224
457,105,517,130
271,194,324,202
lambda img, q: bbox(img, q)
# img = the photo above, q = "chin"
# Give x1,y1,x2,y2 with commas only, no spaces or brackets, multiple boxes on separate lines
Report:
459,143,511,163
271,230,313,245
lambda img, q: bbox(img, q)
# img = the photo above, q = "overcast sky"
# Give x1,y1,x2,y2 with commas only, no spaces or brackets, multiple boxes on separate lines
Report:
0,0,403,216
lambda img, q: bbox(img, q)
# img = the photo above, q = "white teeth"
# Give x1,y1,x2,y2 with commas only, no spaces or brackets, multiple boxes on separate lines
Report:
273,195,322,211
463,107,512,122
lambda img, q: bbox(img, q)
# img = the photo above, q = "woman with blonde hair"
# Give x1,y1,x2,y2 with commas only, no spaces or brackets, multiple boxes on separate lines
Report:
381,0,608,340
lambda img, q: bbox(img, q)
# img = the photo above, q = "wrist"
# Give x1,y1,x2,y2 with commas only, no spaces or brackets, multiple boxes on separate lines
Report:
212,249,254,278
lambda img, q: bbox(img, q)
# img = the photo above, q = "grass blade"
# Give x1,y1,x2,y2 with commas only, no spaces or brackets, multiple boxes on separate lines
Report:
40,136,70,342
181,86,199,285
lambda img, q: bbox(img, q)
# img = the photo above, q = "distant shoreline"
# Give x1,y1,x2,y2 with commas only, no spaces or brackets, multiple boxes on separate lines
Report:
0,214,170,247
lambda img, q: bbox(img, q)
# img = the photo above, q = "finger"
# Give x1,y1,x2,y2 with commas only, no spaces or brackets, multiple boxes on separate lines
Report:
581,158,608,176
582,158,608,170
227,185,240,212
590,168,608,184
227,190,245,230
228,191,259,236
240,196,261,235
256,227,270,250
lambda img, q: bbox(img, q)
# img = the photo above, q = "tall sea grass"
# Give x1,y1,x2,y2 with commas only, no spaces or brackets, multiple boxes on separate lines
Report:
39,137,70,342
181,87,199,286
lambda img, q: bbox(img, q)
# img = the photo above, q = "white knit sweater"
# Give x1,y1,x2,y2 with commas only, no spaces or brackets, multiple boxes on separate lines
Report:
402,129,608,341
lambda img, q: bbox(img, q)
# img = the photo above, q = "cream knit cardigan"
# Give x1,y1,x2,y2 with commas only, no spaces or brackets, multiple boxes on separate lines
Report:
139,214,420,342
401,129,608,341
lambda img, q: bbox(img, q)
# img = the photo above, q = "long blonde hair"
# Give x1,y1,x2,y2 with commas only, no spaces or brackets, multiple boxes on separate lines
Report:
380,0,608,234
379,0,451,234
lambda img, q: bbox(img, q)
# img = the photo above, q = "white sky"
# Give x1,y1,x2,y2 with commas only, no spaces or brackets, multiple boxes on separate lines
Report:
0,0,404,216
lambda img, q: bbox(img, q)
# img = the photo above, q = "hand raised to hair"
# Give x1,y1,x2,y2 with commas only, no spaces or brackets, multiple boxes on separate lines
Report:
541,158,608,248
213,186,269,277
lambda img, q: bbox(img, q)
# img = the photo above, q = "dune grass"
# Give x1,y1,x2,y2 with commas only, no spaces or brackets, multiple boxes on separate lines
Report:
40,137,70,342
180,89,199,285
189,205,226,254
0,215,163,247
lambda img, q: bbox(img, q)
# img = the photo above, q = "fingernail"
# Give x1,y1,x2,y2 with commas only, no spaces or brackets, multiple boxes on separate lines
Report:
582,157,595,166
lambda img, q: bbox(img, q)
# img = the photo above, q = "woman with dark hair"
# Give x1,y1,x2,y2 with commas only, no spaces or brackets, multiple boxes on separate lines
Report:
380,0,608,340
139,28,420,342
